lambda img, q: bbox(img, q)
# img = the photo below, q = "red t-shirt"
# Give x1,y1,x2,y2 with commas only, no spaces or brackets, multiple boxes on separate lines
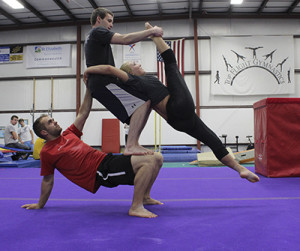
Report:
40,124,107,193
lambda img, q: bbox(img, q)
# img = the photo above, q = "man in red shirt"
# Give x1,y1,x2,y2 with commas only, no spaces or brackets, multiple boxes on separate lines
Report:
21,88,163,218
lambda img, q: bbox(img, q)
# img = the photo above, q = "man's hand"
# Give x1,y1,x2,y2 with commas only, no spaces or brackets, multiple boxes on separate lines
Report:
21,203,42,210
151,25,163,37
83,71,89,86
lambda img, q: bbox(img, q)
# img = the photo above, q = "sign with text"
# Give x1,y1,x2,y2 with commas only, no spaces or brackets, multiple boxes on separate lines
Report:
0,45,23,63
211,36,294,95
26,44,71,68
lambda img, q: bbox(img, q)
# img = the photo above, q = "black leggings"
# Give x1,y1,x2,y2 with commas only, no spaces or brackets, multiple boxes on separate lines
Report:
162,49,229,160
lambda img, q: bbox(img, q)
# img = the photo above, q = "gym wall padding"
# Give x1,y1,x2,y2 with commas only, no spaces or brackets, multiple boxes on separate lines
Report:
101,119,120,153
254,98,300,177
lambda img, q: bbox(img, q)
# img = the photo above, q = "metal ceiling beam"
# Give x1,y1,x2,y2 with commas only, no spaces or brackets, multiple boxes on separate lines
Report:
122,0,133,16
157,0,162,16
198,0,203,13
0,7,22,25
88,0,98,9
287,0,300,13
189,0,192,18
227,5,232,14
18,0,49,23
257,0,269,14
1,12,300,32
53,0,76,21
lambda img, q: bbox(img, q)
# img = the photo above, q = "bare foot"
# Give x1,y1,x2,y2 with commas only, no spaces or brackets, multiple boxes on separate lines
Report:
145,22,154,39
144,197,164,205
124,145,154,156
129,206,158,218
145,22,153,30
240,169,260,183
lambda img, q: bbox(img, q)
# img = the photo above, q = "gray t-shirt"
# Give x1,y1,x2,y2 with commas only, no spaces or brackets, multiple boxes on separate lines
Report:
4,124,18,145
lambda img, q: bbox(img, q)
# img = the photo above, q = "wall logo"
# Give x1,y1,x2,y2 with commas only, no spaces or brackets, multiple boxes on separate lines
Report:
211,36,294,95
34,46,42,53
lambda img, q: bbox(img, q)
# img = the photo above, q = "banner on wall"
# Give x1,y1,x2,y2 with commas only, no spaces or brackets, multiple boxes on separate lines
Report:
0,45,23,63
211,36,294,95
123,43,141,63
26,44,71,68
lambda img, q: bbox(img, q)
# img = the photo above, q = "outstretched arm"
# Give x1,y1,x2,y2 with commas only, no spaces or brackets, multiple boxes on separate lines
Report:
21,174,54,209
111,25,163,45
74,88,93,132
83,65,129,83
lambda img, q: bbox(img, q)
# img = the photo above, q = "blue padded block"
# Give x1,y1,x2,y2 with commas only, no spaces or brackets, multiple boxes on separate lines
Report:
0,144,33,153
160,145,192,151
162,153,198,162
160,148,200,154
0,157,40,168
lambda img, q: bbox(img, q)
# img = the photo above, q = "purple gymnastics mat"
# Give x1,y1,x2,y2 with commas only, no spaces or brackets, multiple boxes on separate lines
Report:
1,165,300,251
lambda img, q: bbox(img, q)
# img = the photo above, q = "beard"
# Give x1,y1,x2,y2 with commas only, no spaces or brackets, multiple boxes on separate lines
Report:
50,127,62,137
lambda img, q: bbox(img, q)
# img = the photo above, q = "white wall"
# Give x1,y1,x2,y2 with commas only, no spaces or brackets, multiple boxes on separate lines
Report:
0,19,299,146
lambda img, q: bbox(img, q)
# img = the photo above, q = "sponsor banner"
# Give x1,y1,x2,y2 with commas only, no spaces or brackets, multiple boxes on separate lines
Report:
123,43,141,63
0,45,23,63
211,36,294,95
26,44,71,68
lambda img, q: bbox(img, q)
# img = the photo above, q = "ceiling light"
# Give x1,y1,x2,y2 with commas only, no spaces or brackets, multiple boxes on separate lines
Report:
231,0,243,4
2,0,24,9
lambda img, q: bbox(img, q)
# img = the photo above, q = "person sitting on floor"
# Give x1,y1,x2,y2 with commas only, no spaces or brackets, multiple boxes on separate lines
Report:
4,115,31,150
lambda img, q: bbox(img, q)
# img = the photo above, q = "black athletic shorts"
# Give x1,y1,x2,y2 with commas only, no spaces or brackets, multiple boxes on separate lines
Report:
88,74,148,124
95,153,135,189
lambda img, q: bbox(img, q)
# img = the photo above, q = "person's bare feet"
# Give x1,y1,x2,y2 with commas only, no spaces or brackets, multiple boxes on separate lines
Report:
129,206,158,218
144,197,164,205
124,145,154,156
145,22,153,30
240,169,260,183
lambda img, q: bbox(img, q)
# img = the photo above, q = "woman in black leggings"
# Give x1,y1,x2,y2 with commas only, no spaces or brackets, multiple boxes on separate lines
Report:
84,23,259,183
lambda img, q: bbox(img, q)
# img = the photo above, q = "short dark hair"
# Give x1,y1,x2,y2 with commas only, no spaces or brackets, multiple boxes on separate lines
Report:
11,115,18,120
18,118,24,123
33,114,48,139
90,7,114,26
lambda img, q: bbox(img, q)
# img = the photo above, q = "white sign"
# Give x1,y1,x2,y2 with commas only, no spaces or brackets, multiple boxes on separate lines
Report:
211,36,294,95
123,43,141,63
26,44,71,68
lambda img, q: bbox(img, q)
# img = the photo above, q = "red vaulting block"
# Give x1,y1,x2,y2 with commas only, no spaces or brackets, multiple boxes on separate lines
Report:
254,98,300,177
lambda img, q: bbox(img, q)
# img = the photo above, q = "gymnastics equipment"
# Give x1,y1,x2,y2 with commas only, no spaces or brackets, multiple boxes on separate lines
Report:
192,147,234,166
0,153,40,168
235,136,239,152
159,145,200,162
154,112,162,153
0,144,33,161
220,134,239,152
48,77,54,117
190,148,254,166
254,98,300,177
246,136,254,150
234,149,254,164
30,78,36,125
33,137,46,160
101,119,120,153
219,134,227,147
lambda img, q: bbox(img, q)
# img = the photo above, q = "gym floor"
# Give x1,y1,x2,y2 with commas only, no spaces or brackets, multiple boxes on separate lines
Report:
1,164,300,250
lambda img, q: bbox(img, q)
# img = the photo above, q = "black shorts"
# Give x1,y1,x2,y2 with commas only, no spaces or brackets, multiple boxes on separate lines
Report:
88,74,148,124
95,153,135,189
